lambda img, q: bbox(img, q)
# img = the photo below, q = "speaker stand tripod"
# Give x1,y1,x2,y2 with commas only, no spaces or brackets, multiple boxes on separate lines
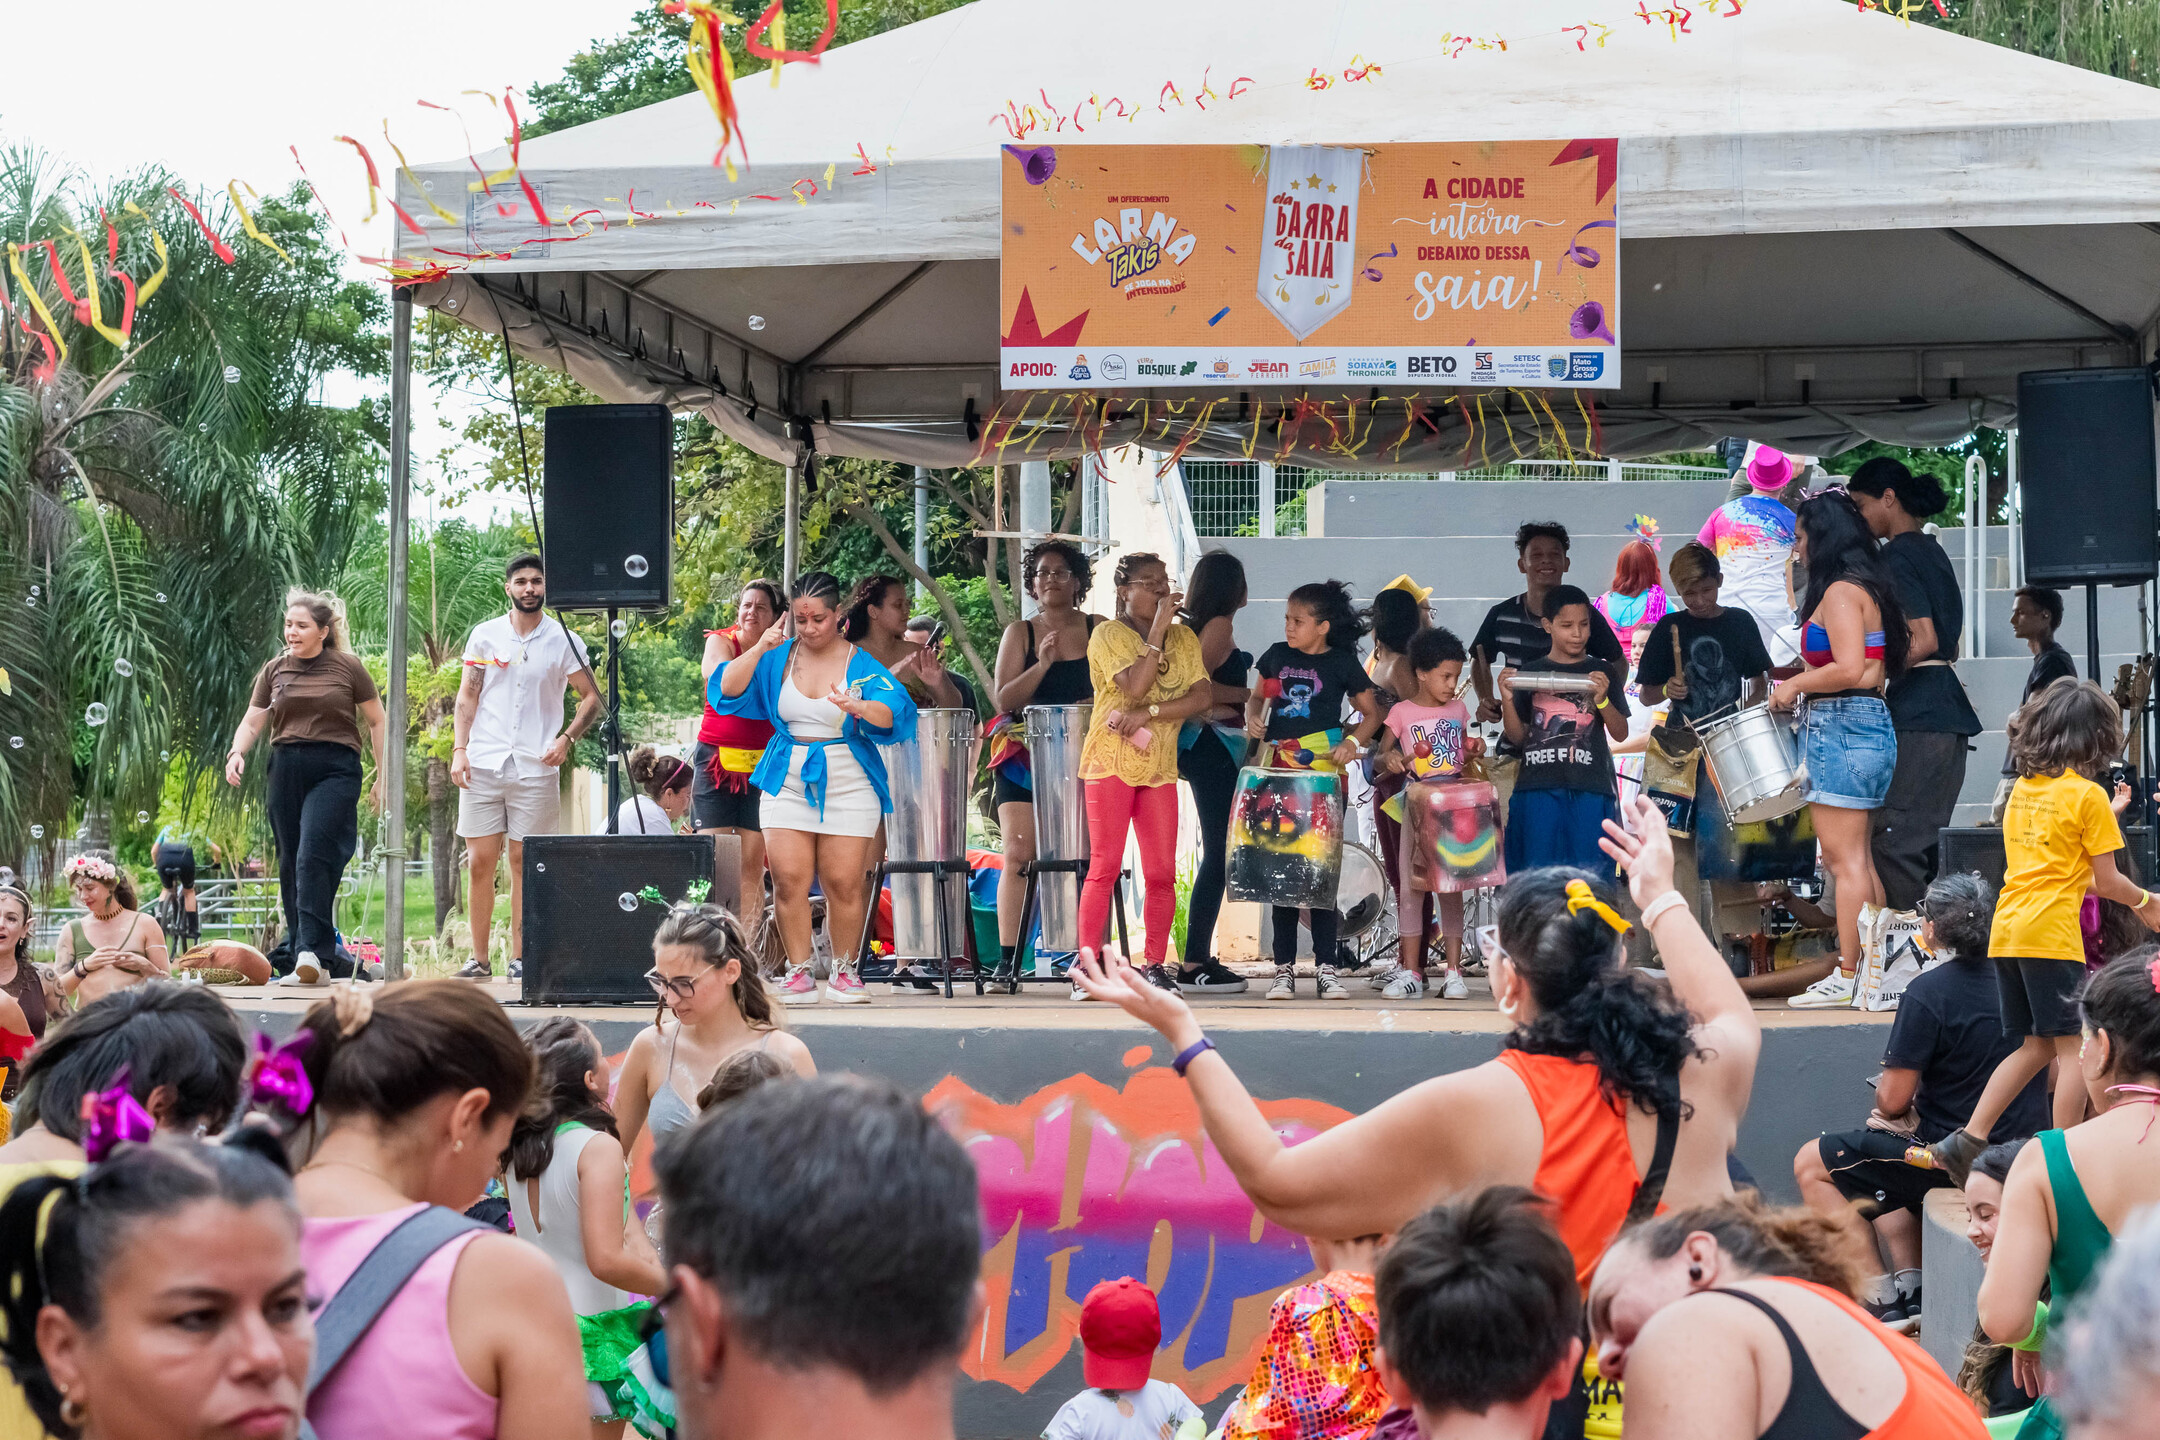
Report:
852,858,981,997
995,859,1132,993
603,605,624,833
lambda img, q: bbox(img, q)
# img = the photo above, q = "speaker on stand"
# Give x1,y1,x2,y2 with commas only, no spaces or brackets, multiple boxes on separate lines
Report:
2017,366,2160,876
543,404,675,829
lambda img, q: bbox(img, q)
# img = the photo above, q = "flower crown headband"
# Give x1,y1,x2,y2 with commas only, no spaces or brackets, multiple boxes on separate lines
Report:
63,855,118,885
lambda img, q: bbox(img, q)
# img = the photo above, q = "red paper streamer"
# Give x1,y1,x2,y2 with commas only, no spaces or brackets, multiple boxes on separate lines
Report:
166,188,238,265
742,0,838,65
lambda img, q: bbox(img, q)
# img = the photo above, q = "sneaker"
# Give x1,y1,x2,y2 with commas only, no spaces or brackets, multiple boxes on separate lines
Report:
1926,1128,1988,1188
291,952,325,986
1317,965,1351,1000
1895,1286,1922,1334
1177,958,1250,995
825,969,871,1005
776,965,821,1006
888,964,940,995
1070,979,1097,1002
506,959,522,983
452,958,493,981
1440,970,1471,1001
1141,964,1181,993
1266,967,1295,1001
1380,969,1426,1001
1788,970,1857,1009
1863,1294,1910,1330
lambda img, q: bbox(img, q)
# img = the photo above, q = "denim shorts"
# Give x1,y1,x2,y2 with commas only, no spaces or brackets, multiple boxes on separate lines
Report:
1799,694,1897,809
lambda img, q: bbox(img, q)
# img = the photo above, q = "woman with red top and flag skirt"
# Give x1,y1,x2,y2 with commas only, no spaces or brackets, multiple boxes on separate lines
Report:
697,580,784,905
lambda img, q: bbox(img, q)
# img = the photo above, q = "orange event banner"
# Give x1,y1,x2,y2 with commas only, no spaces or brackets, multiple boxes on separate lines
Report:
1000,139,1618,391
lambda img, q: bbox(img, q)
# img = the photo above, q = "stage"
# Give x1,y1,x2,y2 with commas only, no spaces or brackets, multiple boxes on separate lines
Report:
221,973,1883,1438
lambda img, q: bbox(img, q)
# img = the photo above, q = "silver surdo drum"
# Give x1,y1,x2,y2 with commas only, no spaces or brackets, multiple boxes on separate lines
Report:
1695,702,1808,824
1025,704,1092,955
884,709,979,960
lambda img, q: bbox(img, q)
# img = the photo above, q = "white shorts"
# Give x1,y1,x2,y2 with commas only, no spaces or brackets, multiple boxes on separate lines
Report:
456,764,561,840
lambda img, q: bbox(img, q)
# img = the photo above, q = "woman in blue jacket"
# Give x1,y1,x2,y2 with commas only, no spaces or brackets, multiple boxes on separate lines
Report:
712,570,918,1006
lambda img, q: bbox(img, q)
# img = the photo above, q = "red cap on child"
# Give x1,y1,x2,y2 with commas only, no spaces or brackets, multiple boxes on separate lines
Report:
1079,1277,1161,1391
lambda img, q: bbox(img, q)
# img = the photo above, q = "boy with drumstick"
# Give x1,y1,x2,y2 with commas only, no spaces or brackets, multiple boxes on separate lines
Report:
1498,585,1630,876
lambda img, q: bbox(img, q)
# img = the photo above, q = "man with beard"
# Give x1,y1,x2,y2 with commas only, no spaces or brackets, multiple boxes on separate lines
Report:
451,553,601,980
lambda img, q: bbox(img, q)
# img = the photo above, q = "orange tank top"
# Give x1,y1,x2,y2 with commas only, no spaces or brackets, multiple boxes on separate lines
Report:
1494,1049,1644,1291
1766,1279,1988,1439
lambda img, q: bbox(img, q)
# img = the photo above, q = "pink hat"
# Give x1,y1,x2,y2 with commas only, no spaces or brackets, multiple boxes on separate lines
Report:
1746,446,1794,490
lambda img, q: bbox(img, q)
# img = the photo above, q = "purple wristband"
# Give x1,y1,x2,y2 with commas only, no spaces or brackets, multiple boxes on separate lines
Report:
1172,1037,1216,1076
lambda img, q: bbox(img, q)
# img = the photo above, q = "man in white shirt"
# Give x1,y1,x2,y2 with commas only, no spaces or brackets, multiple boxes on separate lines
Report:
450,553,600,979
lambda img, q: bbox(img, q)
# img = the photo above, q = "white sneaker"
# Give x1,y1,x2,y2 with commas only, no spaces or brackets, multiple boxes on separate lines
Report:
1381,969,1425,1001
289,952,325,986
1266,967,1295,1001
1070,979,1097,1002
1317,966,1350,1000
1788,969,1857,1009
1440,971,1470,1001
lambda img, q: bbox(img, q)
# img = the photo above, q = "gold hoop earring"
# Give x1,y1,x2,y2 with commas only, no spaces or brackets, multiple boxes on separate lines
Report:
59,1392,86,1428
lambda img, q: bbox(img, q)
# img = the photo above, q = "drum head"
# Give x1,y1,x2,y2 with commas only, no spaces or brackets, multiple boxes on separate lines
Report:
1337,842,1386,937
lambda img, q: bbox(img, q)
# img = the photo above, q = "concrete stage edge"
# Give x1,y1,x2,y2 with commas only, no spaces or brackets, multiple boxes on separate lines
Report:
233,994,1886,1440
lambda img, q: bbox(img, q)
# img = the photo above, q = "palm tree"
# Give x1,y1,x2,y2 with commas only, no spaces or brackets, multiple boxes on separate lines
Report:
0,144,386,862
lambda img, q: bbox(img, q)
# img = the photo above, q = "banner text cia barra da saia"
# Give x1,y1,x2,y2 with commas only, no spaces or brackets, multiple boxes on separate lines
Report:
1000,140,1618,390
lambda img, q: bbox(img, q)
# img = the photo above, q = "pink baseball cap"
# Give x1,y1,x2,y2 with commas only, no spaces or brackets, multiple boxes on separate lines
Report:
1079,1278,1161,1391
1746,446,1794,490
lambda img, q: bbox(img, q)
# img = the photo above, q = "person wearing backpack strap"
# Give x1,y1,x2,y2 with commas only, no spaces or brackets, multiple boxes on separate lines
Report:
288,982,585,1440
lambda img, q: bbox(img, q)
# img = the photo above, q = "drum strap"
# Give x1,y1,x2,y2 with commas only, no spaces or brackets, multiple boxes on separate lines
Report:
1625,1103,1683,1225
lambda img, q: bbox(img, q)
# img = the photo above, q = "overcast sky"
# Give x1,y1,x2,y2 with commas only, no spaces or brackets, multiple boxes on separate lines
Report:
2,0,656,523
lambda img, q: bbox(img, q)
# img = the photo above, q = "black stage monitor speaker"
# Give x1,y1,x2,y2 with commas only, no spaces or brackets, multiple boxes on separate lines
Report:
1939,824,2150,895
543,404,674,610
2017,368,2157,586
521,833,737,1004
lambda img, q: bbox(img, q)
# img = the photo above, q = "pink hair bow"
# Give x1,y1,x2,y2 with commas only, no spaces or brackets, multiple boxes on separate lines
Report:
80,1068,156,1162
248,1032,314,1117
2147,955,2160,994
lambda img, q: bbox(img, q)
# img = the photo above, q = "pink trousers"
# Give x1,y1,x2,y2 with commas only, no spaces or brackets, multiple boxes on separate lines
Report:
1079,777,1178,963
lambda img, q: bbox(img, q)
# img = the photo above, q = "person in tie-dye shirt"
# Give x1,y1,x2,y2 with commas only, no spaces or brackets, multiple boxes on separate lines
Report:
1222,1235,1391,1440
1696,446,1801,666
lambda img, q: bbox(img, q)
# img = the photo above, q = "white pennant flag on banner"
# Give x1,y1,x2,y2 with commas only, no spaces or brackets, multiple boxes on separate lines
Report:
1258,144,1363,342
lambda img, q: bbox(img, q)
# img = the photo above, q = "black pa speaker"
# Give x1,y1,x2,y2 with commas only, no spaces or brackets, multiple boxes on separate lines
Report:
2017,368,2158,586
543,404,674,609
1939,824,2149,896
521,833,737,1003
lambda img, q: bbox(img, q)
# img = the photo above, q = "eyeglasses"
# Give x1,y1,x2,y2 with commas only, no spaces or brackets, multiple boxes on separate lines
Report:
644,965,714,1000
637,1281,681,1387
1474,925,1506,967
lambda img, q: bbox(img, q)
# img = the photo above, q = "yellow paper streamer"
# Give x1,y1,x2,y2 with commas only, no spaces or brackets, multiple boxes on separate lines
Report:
382,131,462,227
122,203,172,304
6,246,67,367
75,234,129,347
227,182,295,265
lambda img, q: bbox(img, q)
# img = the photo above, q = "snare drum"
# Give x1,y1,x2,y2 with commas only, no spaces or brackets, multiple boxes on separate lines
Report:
1696,703,1808,823
1406,780,1506,894
1227,766,1344,910
1336,841,1387,937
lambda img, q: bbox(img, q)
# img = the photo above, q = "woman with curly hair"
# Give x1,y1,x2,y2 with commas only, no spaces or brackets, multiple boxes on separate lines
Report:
841,574,966,710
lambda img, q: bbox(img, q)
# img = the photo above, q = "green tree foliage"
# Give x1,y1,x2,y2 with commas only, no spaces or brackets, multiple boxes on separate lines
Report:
523,0,977,140
0,146,386,855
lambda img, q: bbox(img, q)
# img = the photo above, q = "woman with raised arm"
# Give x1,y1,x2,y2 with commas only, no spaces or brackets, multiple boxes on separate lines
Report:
1074,793,1759,1257
695,580,785,902
988,541,1105,978
843,574,966,711
711,572,918,1006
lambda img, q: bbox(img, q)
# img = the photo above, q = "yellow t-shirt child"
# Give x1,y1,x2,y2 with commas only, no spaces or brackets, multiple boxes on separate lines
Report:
1990,770,2125,962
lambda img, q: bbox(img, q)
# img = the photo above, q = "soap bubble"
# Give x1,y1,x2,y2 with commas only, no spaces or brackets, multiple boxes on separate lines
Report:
28,826,41,840
155,593,167,604
747,315,766,331
534,862,546,873
610,618,628,639
160,750,170,763
135,811,149,824
222,365,241,384
6,737,19,749
27,586,37,597
22,596,33,608
622,554,649,579
112,658,134,677
617,892,639,912
84,702,108,727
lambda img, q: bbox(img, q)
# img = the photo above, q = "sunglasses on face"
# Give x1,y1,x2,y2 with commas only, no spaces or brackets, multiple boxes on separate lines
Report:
644,965,714,1000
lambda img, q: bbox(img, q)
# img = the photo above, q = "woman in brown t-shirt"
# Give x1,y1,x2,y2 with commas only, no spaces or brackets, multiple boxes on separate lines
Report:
224,588,387,985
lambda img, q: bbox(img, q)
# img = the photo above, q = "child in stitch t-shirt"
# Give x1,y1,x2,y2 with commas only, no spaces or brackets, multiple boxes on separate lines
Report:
1370,628,1479,1001
1247,581,1383,1001
1498,584,1629,878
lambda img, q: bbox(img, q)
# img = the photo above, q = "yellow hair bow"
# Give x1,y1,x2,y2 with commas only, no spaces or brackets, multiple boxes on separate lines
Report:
1564,879,1631,936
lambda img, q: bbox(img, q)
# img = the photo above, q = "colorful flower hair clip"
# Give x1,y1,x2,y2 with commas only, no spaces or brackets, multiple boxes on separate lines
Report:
247,1031,314,1117
1625,515,1663,551
80,1068,156,1163
64,854,120,886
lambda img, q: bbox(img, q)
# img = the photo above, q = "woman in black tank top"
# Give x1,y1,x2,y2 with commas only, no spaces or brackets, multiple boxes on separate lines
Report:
989,542,1106,973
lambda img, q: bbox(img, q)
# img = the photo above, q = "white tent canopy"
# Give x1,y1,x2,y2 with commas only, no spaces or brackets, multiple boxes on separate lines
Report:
404,0,2160,466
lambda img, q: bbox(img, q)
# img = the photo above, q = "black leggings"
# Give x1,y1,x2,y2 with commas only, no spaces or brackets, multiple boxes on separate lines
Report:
1272,905,1340,971
1178,732,1238,968
267,742,362,959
